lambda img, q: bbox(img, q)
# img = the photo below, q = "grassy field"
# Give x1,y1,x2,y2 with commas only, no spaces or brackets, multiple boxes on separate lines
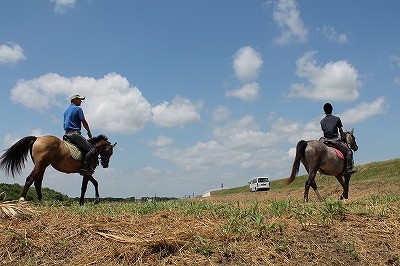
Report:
1,158,399,265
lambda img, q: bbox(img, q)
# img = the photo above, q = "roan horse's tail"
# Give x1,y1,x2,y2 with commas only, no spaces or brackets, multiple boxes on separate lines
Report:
0,136,37,177
286,140,307,185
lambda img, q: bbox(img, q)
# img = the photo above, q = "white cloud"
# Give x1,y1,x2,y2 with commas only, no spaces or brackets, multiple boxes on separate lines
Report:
148,135,173,147
394,77,400,86
272,0,308,45
153,115,285,171
289,51,361,101
212,106,230,122
0,43,26,65
10,72,152,133
271,117,321,144
233,46,263,81
152,96,202,127
226,82,260,102
2,128,46,149
211,115,258,141
339,97,388,125
390,54,400,85
136,167,163,175
319,25,348,44
51,0,76,14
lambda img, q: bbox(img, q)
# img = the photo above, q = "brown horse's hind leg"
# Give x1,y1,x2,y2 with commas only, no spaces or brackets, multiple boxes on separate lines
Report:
20,172,35,201
20,167,46,202
34,172,46,204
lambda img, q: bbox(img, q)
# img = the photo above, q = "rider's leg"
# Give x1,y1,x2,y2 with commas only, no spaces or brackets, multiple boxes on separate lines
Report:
81,147,96,175
345,153,355,174
334,141,355,174
65,132,95,175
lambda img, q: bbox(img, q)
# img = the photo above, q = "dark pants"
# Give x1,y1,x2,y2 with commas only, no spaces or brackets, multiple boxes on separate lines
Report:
65,131,96,166
321,138,354,171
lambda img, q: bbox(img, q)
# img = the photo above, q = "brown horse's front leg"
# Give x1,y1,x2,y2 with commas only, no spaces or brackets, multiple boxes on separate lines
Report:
80,176,90,205
34,179,45,205
88,176,100,204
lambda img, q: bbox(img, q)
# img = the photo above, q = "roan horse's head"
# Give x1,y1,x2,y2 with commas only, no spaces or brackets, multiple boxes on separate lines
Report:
345,129,358,152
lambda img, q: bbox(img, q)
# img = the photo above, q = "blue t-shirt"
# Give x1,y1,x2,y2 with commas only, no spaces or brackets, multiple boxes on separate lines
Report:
63,103,85,131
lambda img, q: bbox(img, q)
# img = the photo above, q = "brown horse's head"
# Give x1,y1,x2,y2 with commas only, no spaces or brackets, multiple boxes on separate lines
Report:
89,135,117,168
345,129,358,151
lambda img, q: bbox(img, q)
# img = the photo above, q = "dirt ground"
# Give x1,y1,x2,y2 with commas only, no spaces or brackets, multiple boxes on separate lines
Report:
1,178,399,266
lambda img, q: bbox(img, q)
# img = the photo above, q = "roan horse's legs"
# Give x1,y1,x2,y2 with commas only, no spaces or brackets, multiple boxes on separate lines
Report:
304,170,324,202
341,174,351,200
335,174,351,200
80,175,100,205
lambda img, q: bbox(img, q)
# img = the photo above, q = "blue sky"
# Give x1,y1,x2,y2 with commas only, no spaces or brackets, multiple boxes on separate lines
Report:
0,0,399,198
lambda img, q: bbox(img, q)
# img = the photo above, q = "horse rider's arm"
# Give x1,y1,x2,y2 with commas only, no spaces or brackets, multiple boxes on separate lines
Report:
82,119,92,139
339,127,345,140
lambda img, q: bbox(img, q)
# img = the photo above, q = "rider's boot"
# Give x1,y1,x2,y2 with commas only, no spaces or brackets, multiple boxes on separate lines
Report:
79,161,93,176
345,154,356,175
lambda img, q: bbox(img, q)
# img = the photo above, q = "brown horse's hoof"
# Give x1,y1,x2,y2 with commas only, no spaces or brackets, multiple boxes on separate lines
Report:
339,195,349,201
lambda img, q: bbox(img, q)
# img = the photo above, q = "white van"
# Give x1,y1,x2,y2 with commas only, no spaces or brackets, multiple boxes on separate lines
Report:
249,177,270,192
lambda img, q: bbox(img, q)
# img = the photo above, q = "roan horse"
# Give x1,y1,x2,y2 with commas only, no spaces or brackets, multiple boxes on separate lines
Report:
0,134,116,205
286,130,358,202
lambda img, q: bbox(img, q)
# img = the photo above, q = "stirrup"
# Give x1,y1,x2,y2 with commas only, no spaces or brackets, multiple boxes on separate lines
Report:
346,168,357,174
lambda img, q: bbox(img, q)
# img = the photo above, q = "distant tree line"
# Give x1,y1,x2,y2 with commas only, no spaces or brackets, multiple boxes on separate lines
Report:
0,183,178,203
0,183,69,202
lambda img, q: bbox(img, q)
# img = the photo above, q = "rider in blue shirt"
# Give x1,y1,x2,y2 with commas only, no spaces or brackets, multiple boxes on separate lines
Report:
64,93,96,175
320,103,355,174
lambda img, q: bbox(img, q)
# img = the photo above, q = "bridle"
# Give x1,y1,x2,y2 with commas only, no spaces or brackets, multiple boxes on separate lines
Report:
94,141,115,168
345,131,358,151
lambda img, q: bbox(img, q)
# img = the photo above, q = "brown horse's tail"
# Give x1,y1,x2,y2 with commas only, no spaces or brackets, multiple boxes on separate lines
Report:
0,136,37,177
286,140,307,185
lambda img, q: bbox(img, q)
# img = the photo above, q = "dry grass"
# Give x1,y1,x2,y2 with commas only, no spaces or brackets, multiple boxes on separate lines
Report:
0,201,34,219
1,177,399,266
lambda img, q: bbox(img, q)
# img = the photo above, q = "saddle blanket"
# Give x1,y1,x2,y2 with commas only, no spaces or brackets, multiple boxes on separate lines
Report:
330,147,344,160
64,141,83,161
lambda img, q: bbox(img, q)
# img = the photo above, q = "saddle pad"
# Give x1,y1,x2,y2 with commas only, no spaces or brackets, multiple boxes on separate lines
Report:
330,147,345,160
64,141,83,161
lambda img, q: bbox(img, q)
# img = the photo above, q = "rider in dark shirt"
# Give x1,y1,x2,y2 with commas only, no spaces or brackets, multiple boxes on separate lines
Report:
320,103,355,174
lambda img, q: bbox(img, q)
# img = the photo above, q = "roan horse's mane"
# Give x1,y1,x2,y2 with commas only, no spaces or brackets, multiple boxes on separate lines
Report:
89,134,109,145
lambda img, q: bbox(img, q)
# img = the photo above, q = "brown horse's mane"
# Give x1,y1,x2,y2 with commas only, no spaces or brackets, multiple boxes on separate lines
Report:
89,135,109,145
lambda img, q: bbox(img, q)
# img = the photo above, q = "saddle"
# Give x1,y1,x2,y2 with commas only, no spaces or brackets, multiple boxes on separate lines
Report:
63,135,84,161
322,140,345,160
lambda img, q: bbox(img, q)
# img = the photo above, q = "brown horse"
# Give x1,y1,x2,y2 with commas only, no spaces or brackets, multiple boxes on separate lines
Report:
0,134,116,205
287,130,358,202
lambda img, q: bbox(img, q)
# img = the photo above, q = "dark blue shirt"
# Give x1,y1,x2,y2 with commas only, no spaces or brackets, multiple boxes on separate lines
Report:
320,114,343,139
63,103,85,131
